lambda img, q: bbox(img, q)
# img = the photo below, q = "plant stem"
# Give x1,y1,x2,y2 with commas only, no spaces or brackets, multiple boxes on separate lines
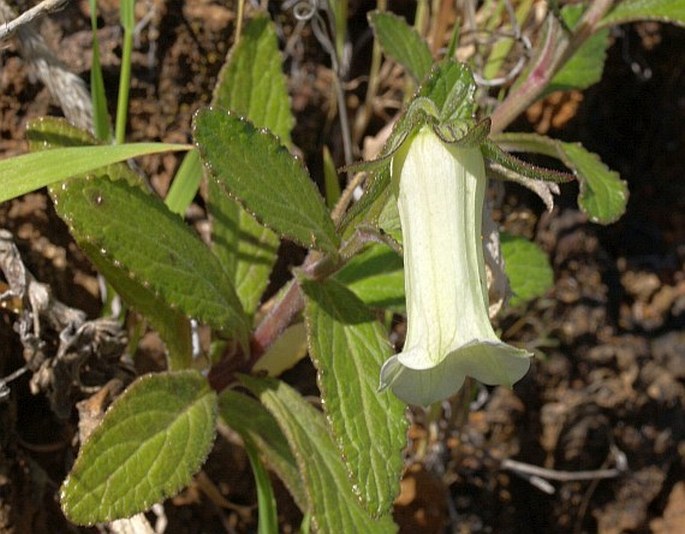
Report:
115,0,135,144
489,0,615,134
352,0,386,145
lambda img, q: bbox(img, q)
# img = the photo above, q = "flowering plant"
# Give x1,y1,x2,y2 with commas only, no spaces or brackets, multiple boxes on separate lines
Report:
0,1,654,529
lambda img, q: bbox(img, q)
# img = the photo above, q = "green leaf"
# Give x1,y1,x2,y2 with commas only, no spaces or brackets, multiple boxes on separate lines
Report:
240,375,397,533
245,440,279,534
599,0,685,28
208,193,280,316
334,244,405,312
52,177,249,345
165,149,202,215
25,118,139,185
301,279,407,516
210,16,293,313
323,146,341,210
195,108,340,255
60,370,217,525
82,242,192,370
490,132,628,224
560,141,628,224
88,0,111,141
26,118,192,369
0,141,188,204
500,234,554,306
218,389,306,511
547,5,610,93
213,15,294,144
369,11,433,82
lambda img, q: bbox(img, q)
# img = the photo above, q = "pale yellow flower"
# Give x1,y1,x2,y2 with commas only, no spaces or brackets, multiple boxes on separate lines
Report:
379,126,532,406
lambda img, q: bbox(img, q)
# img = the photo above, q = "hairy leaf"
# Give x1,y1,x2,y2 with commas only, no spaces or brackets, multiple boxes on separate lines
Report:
81,242,192,370
207,15,293,314
482,140,574,183
240,375,397,533
52,177,249,345
600,0,685,28
26,118,192,368
213,16,294,143
302,279,407,516
61,371,217,524
195,108,339,255
561,141,628,224
490,132,627,224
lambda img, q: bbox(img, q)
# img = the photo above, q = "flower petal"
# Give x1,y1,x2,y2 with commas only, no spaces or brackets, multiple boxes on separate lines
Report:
379,354,466,407
451,341,531,387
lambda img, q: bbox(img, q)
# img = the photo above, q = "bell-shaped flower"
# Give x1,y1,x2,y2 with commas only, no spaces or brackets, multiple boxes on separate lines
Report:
379,126,532,406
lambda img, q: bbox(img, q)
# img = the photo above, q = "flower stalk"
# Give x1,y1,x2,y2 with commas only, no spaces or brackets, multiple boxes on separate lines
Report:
379,126,531,406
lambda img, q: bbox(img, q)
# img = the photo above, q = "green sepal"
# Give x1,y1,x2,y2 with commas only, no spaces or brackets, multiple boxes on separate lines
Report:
482,139,574,184
491,132,628,224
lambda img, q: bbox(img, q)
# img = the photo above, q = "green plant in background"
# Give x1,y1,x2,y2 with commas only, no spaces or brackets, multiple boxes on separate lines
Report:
0,0,684,530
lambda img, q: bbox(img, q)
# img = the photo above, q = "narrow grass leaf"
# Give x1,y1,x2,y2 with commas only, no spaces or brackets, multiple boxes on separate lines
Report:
60,371,217,525
245,440,279,534
0,142,188,204
323,145,341,210
219,389,306,511
88,0,111,141
302,279,408,516
165,149,202,215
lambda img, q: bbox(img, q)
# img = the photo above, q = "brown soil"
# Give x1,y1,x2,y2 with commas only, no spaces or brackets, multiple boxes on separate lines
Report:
0,2,683,533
